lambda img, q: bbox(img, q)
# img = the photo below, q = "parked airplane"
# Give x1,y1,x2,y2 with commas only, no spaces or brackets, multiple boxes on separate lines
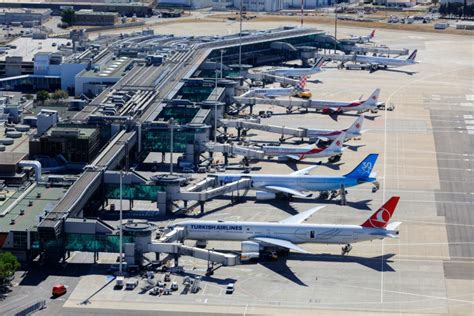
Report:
268,57,325,78
348,30,375,43
169,196,400,257
248,76,311,99
282,89,381,115
262,133,345,161
212,153,379,200
306,115,366,142
350,49,418,72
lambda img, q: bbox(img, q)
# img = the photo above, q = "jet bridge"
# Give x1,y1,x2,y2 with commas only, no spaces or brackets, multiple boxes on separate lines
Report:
150,227,240,266
220,118,306,140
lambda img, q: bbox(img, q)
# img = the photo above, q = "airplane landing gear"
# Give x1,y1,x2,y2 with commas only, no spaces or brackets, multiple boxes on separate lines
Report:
319,191,330,200
372,181,380,193
341,244,352,256
328,154,342,163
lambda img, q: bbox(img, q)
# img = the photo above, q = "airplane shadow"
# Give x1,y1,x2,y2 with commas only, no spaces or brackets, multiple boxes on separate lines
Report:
374,68,417,76
346,144,366,152
329,112,380,122
265,197,374,213
258,253,396,286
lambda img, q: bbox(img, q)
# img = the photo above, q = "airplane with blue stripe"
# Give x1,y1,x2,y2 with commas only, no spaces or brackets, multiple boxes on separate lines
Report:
211,154,379,200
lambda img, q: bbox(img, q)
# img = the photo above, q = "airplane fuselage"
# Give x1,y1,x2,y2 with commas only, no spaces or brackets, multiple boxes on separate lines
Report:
175,221,393,245
261,145,341,159
355,55,415,68
253,87,294,98
306,129,360,141
213,174,371,192
307,100,375,112
271,68,321,77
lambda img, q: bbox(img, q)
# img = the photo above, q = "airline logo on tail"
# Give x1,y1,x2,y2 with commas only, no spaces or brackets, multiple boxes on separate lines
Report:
361,196,400,228
293,76,308,93
370,30,375,39
407,49,417,62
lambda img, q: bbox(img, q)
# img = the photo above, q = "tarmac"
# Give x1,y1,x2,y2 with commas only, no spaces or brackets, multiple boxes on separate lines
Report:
2,22,472,316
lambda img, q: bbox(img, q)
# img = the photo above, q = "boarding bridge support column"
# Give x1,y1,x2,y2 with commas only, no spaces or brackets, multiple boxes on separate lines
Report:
157,192,167,215
340,184,347,206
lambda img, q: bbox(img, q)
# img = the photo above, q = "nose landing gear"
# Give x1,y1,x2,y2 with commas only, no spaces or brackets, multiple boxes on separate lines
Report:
341,244,352,256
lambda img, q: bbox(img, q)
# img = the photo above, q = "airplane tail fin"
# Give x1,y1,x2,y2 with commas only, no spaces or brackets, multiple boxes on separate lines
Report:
314,57,325,69
346,115,364,135
407,49,417,62
344,153,378,179
370,29,376,39
293,76,308,93
325,132,345,152
361,196,400,229
363,89,380,106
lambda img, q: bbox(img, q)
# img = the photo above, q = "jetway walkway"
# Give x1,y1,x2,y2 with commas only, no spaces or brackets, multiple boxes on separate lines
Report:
148,241,239,266
206,142,265,160
176,178,252,202
220,118,306,139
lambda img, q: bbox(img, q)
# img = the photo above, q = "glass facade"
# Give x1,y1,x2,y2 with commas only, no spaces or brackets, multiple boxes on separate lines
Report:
65,233,134,253
143,127,199,153
157,107,200,125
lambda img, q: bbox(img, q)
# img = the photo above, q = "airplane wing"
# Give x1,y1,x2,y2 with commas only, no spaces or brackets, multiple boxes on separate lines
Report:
253,237,310,254
279,206,325,224
264,186,311,198
286,154,304,161
289,163,320,176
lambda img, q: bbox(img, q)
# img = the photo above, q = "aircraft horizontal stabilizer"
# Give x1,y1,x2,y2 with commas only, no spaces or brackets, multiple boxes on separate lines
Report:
279,206,325,225
386,221,402,231
253,237,310,254
265,186,311,198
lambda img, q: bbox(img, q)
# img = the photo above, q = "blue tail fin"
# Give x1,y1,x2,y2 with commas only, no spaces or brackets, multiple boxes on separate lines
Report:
345,154,378,179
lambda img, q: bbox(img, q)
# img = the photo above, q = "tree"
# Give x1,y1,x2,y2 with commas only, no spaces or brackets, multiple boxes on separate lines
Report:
61,8,75,25
36,90,49,104
0,252,20,286
51,89,69,104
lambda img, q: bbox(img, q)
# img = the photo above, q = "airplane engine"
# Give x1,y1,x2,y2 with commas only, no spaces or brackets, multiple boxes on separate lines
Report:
256,191,276,200
241,241,260,261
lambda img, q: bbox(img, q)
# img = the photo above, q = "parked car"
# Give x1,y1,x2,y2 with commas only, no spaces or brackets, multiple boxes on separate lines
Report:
171,281,178,291
52,284,67,297
226,283,235,294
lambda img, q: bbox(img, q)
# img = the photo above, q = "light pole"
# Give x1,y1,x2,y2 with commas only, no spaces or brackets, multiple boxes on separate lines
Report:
169,117,174,175
334,1,338,54
214,101,218,143
220,49,225,79
239,0,243,67
119,169,123,276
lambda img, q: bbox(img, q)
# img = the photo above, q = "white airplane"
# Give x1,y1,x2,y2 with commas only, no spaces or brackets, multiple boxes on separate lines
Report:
352,49,418,72
283,89,381,114
349,30,375,43
268,57,325,78
169,196,401,257
212,153,379,200
262,132,345,161
247,76,309,98
306,115,366,142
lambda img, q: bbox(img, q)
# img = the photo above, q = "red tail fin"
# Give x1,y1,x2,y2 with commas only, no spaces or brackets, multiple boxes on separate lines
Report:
370,30,375,39
361,196,400,228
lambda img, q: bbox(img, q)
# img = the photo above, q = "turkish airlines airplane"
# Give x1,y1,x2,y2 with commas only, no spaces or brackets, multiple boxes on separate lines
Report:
169,196,401,257
262,132,345,161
